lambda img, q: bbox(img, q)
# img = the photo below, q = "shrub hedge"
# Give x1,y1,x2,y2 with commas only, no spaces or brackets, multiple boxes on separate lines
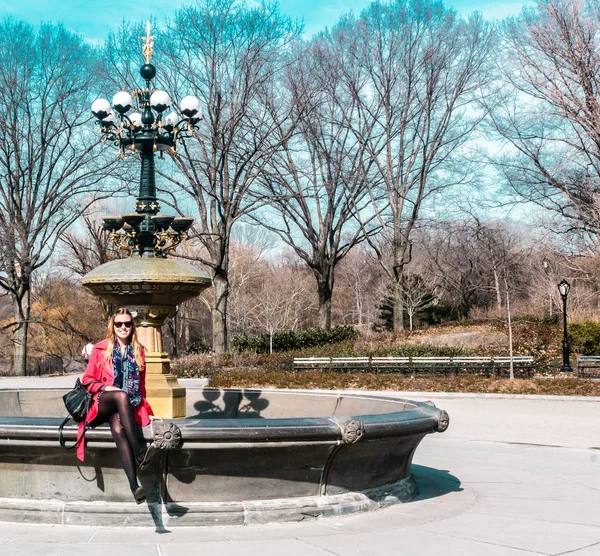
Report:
569,321,600,355
231,325,358,353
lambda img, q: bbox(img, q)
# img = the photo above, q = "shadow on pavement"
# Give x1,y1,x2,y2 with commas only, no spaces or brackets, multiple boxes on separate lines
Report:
411,464,462,500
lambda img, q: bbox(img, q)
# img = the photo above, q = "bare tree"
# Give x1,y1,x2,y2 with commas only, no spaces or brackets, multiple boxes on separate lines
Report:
402,274,435,330
226,239,270,335
60,212,118,277
334,246,384,329
247,264,312,353
419,219,530,318
0,20,114,375
157,0,302,352
340,0,495,332
254,36,380,329
491,0,600,244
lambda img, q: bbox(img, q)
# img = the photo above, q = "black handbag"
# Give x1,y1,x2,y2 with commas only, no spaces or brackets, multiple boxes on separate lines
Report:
63,378,93,423
58,378,98,449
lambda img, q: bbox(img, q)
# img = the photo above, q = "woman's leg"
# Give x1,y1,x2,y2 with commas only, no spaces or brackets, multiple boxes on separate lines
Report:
108,412,139,491
92,390,146,458
90,390,147,491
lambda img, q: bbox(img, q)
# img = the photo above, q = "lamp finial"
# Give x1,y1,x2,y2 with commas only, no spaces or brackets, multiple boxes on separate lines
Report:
142,21,155,64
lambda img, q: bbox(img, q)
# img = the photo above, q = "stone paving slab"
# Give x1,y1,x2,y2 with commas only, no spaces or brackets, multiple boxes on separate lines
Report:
159,539,332,556
416,511,600,555
0,543,156,556
304,527,544,555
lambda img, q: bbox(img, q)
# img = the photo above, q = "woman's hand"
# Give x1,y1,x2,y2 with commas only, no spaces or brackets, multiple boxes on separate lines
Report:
149,415,162,421
104,386,120,391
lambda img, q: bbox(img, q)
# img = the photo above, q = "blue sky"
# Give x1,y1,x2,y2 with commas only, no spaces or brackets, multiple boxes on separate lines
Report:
0,0,531,43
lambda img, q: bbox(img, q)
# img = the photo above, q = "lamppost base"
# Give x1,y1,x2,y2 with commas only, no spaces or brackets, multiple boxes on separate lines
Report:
144,352,187,419
559,365,573,373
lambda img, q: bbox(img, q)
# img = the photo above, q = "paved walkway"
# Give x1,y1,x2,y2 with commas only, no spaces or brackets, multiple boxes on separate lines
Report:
1,376,599,555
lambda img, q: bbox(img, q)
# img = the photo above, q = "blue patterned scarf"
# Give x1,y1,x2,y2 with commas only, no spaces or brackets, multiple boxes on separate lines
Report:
112,343,142,408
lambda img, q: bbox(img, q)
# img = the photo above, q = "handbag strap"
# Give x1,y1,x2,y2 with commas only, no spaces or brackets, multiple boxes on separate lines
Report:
58,417,87,450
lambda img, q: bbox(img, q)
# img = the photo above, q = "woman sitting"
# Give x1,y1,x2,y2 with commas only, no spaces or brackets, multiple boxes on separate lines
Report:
78,308,154,504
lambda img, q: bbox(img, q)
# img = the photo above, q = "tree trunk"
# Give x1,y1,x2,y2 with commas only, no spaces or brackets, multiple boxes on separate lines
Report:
12,290,30,377
184,313,190,348
504,273,514,381
172,311,179,358
317,278,333,329
493,268,502,316
356,291,363,327
212,270,229,354
392,278,404,333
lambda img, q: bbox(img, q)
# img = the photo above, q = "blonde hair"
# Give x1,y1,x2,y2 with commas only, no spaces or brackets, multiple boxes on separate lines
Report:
103,308,145,370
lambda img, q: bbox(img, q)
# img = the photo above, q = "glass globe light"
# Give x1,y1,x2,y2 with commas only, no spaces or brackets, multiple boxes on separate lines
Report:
91,98,112,120
180,95,201,119
112,91,134,114
558,279,571,298
128,112,142,130
101,110,117,124
163,111,180,130
150,90,170,113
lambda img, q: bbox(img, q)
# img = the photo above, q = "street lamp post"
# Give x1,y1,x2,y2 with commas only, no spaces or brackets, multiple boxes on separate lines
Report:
91,22,201,256
557,279,573,373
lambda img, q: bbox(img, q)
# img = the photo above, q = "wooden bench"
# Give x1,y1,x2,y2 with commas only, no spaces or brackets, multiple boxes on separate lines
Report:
576,356,600,378
292,356,535,375
370,357,411,374
330,357,371,371
492,356,535,377
410,357,454,375
293,357,331,370
292,357,370,371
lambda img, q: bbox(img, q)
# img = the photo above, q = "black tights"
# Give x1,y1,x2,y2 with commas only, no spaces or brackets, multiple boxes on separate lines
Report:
89,390,146,491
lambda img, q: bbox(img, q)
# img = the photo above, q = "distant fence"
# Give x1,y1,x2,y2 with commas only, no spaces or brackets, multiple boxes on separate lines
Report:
25,356,64,376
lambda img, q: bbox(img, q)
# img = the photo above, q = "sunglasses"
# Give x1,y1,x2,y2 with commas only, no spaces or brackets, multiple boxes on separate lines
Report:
114,321,133,329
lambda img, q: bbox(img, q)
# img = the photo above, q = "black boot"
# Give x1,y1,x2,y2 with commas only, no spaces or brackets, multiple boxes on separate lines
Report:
136,445,154,471
132,485,146,504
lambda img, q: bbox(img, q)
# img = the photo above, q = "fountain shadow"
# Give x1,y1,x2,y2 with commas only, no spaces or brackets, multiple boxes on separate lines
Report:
142,451,190,533
411,464,462,500
188,388,269,419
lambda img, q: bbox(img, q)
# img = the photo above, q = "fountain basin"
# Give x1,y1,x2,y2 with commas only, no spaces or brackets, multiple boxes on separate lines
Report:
0,388,449,526
82,257,211,309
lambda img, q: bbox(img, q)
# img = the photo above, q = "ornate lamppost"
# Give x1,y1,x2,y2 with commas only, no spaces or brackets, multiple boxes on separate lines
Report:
557,279,573,373
90,22,201,256
82,24,211,418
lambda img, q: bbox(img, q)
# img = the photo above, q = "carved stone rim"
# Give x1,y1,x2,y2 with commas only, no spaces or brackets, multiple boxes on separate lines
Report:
437,410,450,433
342,419,365,444
151,420,183,450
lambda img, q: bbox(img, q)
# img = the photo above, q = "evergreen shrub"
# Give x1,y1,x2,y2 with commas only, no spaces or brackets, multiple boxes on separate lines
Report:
568,321,600,355
231,325,358,353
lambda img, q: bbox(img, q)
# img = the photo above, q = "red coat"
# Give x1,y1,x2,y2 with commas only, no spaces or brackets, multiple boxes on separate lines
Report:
77,339,154,461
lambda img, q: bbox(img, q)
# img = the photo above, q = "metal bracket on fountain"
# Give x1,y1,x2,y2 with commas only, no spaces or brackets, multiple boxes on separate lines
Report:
102,214,195,258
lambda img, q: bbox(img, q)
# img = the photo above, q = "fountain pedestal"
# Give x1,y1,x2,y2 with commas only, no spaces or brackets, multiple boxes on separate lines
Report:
82,257,211,418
